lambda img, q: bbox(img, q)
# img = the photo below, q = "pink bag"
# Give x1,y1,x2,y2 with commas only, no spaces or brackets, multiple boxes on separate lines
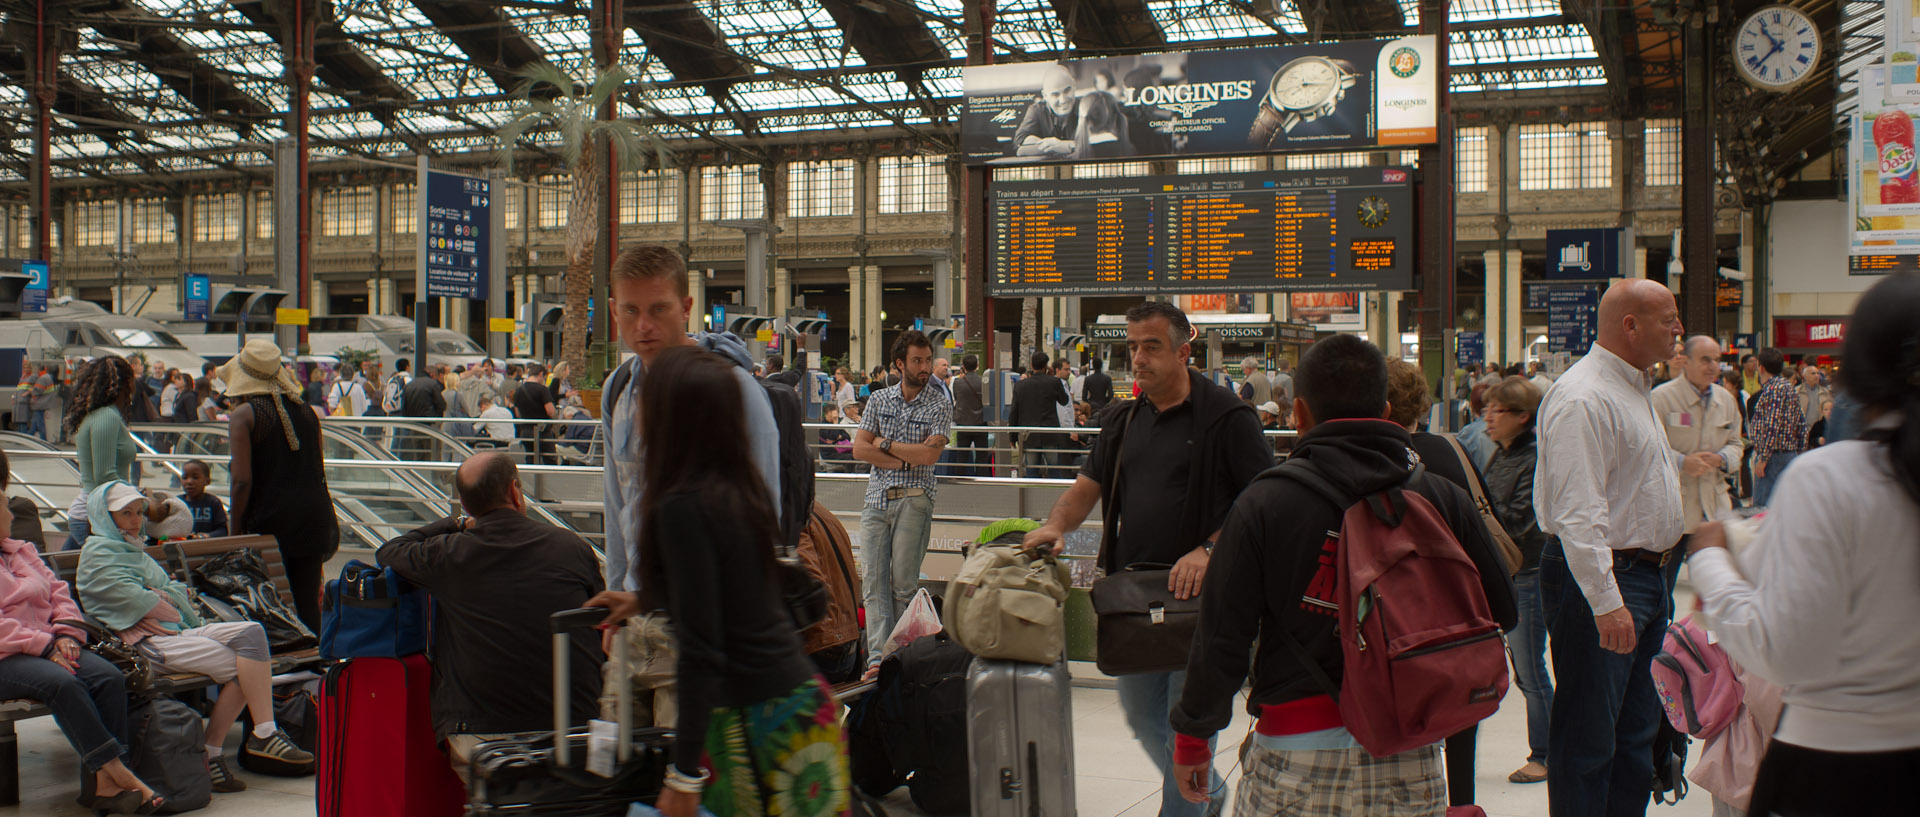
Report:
1651,615,1745,739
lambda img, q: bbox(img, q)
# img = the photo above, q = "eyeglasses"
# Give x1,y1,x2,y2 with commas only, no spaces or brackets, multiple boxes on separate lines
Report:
1485,408,1524,417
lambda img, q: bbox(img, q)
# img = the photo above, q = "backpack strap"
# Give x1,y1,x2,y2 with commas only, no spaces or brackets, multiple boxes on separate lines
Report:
1276,629,1343,703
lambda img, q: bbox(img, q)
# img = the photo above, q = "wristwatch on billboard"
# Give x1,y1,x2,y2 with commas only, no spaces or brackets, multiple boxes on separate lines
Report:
1248,56,1360,148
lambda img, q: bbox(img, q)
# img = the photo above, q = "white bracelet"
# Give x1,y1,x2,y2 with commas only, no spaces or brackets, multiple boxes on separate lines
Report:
665,766,711,794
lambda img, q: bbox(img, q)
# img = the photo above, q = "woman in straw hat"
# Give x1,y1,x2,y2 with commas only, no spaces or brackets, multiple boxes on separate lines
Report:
219,339,338,631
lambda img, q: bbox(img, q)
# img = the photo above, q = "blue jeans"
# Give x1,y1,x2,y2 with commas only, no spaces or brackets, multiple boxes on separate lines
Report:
1540,539,1679,817
25,409,45,441
1751,451,1799,507
1509,567,1553,765
1115,671,1224,817
62,517,90,552
0,651,129,771
859,493,935,663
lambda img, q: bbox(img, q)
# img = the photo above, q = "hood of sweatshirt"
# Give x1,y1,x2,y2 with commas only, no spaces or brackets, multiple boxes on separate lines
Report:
694,331,754,371
1287,418,1423,499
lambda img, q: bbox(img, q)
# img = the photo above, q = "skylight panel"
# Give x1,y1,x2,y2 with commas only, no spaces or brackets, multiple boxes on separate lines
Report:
1148,0,1303,39
992,0,1066,53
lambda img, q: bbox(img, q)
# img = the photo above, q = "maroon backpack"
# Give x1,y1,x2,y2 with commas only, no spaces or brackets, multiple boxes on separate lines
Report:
1266,458,1509,758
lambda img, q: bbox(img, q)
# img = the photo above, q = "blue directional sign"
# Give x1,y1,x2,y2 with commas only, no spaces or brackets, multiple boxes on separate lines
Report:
712,304,727,331
1456,330,1484,367
1547,286,1601,353
184,274,210,321
423,171,490,299
20,261,47,313
1546,228,1624,280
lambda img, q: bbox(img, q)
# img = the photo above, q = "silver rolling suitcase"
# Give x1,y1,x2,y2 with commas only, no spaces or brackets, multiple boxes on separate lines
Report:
966,657,1077,817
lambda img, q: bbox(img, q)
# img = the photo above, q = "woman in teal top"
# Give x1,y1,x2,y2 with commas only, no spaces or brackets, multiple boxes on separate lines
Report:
61,357,140,550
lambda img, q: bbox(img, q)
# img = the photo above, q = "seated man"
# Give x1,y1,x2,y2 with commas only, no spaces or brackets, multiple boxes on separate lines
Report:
375,452,604,781
474,393,515,450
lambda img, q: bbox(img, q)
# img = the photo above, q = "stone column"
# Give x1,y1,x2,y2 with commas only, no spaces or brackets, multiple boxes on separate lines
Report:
309,278,329,317
848,265,882,372
686,267,707,334
1633,246,1649,280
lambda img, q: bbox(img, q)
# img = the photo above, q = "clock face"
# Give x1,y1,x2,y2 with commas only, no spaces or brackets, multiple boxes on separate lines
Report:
1356,196,1390,229
1269,58,1342,111
1735,5,1821,92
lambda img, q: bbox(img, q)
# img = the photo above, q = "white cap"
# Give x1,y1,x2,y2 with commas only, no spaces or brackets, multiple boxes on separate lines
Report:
1256,401,1281,415
104,483,146,513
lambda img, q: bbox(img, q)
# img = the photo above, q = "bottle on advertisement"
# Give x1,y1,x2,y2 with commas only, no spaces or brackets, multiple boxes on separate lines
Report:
1874,111,1920,204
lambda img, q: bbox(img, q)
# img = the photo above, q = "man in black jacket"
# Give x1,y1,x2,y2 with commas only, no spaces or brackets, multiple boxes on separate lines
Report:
1167,335,1517,816
949,354,988,476
1081,356,1113,411
1009,351,1070,478
399,363,448,460
376,452,604,782
1023,301,1268,817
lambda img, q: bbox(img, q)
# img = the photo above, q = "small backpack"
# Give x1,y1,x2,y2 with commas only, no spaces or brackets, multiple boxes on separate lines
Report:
1651,615,1744,739
945,519,1070,665
1264,458,1509,758
380,374,405,414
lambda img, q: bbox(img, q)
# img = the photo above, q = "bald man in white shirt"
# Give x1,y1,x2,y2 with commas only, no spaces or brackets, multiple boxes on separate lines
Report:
1533,279,1685,817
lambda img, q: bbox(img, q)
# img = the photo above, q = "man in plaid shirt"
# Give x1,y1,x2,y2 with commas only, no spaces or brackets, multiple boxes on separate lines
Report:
852,329,952,675
1747,347,1806,506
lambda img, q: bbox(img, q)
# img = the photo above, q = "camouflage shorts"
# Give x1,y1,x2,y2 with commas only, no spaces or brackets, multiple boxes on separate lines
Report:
1231,739,1443,817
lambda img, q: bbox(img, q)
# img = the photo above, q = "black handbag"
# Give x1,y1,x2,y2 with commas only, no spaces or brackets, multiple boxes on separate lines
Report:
1088,564,1202,675
189,547,318,651
54,618,152,697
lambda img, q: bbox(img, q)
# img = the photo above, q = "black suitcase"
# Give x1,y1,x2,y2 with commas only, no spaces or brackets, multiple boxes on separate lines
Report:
466,608,673,816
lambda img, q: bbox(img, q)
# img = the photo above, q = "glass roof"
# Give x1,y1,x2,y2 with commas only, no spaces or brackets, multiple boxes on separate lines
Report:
3,0,1632,181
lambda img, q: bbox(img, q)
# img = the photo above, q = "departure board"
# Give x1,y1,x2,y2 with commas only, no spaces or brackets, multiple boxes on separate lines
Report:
990,167,1415,296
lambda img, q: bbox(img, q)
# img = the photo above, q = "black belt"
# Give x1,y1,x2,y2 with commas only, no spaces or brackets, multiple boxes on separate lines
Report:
1615,547,1676,567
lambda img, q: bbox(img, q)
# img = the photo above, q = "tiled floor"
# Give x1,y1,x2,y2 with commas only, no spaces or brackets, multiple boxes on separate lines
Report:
7,573,1715,817
6,667,1718,817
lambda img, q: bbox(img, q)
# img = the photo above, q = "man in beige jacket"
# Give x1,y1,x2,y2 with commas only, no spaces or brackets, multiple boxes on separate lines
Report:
1651,335,1745,531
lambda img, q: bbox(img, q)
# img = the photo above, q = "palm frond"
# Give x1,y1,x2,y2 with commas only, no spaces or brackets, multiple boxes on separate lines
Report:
511,62,578,102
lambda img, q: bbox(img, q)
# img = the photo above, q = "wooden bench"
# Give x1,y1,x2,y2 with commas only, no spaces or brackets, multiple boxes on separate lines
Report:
0,535,323,805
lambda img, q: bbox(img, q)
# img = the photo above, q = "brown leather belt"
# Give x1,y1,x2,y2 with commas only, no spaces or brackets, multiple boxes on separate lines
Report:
1615,547,1676,567
884,486,927,500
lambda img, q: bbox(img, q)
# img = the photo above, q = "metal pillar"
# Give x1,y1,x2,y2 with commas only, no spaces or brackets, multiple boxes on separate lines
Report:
962,1,995,368
720,220,778,315
283,0,317,349
30,0,55,264
1417,0,1455,395
489,169,509,359
274,138,300,350
1681,22,1718,337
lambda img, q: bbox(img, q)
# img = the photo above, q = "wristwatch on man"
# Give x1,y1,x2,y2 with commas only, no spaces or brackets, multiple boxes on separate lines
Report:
879,438,893,454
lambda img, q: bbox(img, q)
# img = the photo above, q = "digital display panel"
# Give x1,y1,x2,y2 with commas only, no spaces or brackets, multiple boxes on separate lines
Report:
990,167,1415,296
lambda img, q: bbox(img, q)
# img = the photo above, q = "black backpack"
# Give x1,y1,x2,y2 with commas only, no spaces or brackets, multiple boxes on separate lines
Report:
129,698,214,812
848,632,971,814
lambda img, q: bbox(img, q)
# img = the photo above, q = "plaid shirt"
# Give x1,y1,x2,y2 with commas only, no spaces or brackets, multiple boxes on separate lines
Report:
859,380,953,507
1749,374,1806,460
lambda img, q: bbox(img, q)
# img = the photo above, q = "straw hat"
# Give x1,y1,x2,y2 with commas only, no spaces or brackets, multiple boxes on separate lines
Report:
217,338,299,398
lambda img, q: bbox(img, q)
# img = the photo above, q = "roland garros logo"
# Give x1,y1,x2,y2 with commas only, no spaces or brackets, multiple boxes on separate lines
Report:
1389,47,1420,78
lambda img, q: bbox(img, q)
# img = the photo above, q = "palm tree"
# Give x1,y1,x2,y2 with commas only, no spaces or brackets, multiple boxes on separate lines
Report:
496,63,670,379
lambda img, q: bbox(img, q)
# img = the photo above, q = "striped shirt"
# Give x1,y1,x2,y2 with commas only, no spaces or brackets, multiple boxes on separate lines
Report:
859,380,953,507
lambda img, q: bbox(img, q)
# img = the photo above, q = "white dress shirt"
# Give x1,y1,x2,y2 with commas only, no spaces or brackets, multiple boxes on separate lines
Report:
477,404,514,442
1533,343,1684,615
1690,433,1920,752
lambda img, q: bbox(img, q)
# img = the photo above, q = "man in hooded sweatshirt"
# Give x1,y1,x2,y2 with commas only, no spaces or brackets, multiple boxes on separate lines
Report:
586,244,781,597
1023,300,1270,817
1164,334,1517,816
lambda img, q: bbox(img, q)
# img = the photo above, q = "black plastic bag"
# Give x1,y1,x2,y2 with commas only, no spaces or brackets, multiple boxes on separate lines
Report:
192,548,319,651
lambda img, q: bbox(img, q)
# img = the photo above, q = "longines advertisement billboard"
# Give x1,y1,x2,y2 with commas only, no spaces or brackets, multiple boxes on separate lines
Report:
961,36,1439,165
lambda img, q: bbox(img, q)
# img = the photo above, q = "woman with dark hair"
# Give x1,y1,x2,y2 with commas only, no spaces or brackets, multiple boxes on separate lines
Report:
220,339,338,632
61,356,141,550
1688,273,1920,815
168,372,197,424
587,345,849,817
1480,376,1553,785
1381,359,1512,807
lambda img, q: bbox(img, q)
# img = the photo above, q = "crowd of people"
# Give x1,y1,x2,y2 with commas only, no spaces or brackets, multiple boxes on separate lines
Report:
0,249,1912,817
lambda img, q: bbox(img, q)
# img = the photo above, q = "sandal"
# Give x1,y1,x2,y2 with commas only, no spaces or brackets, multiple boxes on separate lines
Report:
91,788,165,816
1508,762,1548,784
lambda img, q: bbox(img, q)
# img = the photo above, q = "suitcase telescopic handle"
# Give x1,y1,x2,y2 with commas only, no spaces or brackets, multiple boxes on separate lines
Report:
549,607,631,766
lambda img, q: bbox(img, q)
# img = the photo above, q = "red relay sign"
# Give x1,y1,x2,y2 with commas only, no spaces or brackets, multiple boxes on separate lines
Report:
1773,318,1847,348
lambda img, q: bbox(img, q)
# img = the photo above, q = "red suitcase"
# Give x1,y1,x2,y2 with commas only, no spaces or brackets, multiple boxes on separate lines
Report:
316,655,466,817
